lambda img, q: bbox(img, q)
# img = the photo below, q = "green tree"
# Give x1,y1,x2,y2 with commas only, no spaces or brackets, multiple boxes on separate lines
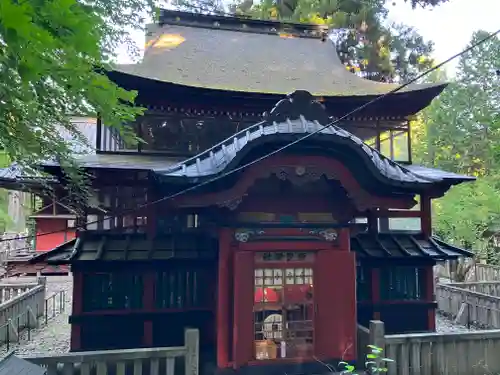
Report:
0,0,150,176
418,31,500,176
414,31,500,257
0,151,11,232
432,176,500,257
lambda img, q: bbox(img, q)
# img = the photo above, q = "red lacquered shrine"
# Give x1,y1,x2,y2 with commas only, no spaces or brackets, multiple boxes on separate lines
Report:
9,9,476,375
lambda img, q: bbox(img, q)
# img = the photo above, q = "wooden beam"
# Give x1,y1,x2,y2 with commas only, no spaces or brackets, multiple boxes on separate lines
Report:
375,210,421,218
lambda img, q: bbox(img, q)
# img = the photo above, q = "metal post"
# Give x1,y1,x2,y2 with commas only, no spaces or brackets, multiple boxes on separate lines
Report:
45,299,48,324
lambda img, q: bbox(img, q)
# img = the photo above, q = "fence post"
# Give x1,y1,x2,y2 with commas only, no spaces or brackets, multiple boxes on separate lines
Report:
184,328,199,375
467,302,471,329
369,320,385,350
27,310,31,341
6,320,9,351
37,276,47,287
59,291,64,313
369,320,386,372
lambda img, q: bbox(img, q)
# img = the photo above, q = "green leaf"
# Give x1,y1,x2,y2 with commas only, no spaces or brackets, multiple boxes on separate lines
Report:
0,0,153,194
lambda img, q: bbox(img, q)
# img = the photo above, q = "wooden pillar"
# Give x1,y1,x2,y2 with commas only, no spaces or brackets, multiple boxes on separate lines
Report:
232,251,254,369
367,210,378,234
217,228,232,368
146,188,157,237
378,209,389,232
338,228,351,250
425,265,436,331
421,194,432,237
367,210,381,321
371,268,381,320
143,271,155,347
315,250,356,361
70,270,83,351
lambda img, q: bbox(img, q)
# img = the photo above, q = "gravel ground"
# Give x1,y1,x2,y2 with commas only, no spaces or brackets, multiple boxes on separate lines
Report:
436,312,479,333
1,275,73,357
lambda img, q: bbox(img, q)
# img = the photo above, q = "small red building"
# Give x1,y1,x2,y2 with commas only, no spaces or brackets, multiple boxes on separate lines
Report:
0,117,96,276
3,10,474,375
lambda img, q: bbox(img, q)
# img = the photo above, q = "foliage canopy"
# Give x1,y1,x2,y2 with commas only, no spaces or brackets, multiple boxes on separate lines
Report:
414,31,500,257
0,0,152,170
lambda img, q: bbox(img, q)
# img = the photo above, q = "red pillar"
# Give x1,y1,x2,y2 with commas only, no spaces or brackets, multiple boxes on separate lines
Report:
426,265,436,331
421,194,432,237
217,228,232,368
70,270,83,351
232,251,254,369
143,190,157,347
421,195,436,330
143,271,155,347
315,250,356,361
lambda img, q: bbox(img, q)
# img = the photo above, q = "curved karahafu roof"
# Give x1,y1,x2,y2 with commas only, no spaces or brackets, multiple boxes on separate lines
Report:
0,92,474,197
154,90,474,195
112,10,446,98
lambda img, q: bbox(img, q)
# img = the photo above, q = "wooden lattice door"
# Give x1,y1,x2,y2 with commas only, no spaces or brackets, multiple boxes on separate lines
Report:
253,251,315,360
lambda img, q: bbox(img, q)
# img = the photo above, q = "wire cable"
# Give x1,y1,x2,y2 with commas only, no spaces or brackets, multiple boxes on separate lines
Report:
2,27,500,245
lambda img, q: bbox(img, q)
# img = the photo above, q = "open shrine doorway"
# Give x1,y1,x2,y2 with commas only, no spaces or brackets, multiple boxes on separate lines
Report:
253,251,315,360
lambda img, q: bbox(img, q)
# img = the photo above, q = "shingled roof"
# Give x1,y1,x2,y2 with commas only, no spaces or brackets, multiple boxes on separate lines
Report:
113,10,446,97
0,353,46,375
30,231,218,264
352,233,473,260
0,117,97,185
30,231,472,264
154,91,474,191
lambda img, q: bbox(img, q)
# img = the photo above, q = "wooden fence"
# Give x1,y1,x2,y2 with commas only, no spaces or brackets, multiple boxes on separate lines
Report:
436,282,500,328
361,320,500,375
470,263,500,282
24,328,199,375
0,277,45,344
451,281,500,297
435,260,500,282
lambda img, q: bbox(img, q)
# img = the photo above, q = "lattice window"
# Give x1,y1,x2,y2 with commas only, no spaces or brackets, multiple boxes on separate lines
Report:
156,267,212,309
356,262,371,301
82,272,143,312
253,252,314,360
380,266,425,301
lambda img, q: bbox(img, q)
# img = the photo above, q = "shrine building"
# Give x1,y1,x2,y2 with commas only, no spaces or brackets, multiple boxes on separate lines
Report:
1,9,474,375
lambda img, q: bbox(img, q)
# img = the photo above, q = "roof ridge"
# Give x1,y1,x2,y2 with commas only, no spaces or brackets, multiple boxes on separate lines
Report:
157,9,328,39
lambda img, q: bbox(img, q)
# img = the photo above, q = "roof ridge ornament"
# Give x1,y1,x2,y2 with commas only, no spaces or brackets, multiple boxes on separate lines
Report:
263,90,331,125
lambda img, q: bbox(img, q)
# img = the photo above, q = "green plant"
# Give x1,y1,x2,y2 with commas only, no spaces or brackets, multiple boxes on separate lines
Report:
339,345,394,374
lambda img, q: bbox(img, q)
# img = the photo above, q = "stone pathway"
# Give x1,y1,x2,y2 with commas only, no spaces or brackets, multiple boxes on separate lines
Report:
1,276,72,357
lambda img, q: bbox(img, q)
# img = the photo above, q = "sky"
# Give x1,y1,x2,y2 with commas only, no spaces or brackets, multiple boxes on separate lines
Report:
118,0,500,75
386,0,500,74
